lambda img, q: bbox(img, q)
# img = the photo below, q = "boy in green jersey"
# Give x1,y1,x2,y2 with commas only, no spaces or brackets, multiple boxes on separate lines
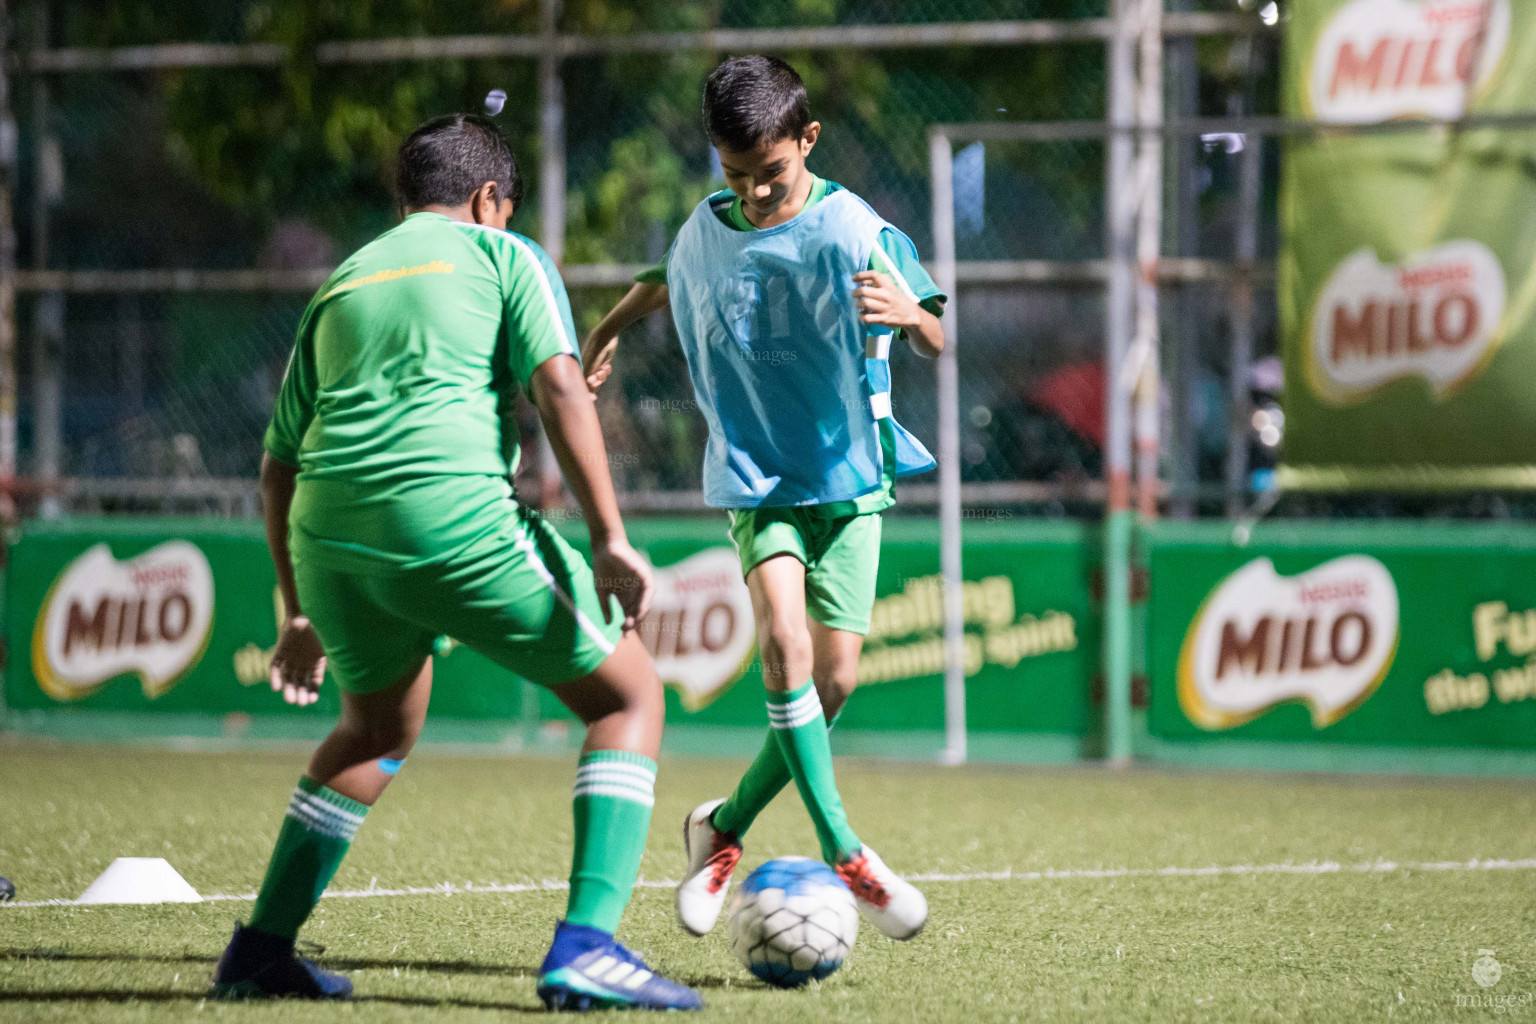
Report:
583,57,945,942
210,115,700,1012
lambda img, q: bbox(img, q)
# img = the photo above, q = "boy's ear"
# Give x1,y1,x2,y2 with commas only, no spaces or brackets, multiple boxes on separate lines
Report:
801,121,821,155
472,180,504,226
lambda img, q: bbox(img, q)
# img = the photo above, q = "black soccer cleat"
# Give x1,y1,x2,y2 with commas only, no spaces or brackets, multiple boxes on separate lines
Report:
208,922,352,1001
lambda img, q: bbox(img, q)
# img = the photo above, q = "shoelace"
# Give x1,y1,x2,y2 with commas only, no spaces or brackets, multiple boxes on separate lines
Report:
294,940,327,960
612,942,648,970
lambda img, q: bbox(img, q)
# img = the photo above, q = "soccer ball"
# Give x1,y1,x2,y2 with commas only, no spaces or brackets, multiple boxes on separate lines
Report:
727,857,859,989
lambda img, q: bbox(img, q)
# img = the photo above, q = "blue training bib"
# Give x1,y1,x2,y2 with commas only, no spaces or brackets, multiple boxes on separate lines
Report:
668,189,936,508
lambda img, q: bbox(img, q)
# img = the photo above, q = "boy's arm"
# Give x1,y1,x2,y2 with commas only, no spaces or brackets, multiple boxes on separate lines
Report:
582,282,670,393
853,271,945,358
261,302,329,706
531,353,654,631
260,453,327,706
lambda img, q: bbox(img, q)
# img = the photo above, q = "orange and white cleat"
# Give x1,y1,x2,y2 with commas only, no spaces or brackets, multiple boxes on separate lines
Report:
676,799,743,936
836,845,928,940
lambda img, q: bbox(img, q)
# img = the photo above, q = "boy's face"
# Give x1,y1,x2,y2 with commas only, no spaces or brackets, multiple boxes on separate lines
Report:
716,123,822,222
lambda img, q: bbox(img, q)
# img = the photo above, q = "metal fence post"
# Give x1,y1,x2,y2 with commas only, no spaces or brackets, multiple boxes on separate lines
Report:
930,128,966,766
31,0,63,518
538,0,566,265
1225,134,1263,516
1133,0,1164,520
0,0,19,523
1103,0,1139,766
534,0,567,509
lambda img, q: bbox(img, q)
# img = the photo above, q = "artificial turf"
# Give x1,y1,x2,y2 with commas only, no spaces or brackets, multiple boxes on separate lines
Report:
2,740,1535,1022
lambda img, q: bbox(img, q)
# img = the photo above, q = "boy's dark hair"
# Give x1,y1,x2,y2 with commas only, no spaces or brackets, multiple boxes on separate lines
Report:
395,113,523,211
702,56,810,152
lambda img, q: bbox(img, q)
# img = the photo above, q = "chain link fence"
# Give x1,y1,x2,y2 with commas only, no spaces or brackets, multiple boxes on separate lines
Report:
9,0,1281,517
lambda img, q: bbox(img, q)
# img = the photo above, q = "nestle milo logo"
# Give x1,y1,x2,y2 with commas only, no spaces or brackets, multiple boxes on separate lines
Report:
32,541,215,701
1178,556,1400,730
1310,243,1506,404
635,548,755,711
1310,0,1509,123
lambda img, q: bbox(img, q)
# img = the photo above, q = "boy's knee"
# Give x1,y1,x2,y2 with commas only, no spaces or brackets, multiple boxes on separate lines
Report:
624,669,665,722
345,715,421,759
759,620,812,682
816,667,858,715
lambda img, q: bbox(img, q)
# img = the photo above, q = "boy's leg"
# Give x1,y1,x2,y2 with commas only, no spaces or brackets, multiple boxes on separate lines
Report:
678,555,866,936
548,631,664,934
713,512,878,841
746,555,862,864
214,655,431,999
709,624,860,839
537,631,700,1010
247,657,432,938
430,512,697,1008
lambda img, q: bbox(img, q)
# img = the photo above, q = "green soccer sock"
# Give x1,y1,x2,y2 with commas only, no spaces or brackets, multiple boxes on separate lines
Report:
712,709,841,840
767,681,861,864
565,750,657,934
247,776,368,941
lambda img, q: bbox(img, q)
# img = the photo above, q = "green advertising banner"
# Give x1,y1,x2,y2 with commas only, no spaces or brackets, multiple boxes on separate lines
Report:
1148,521,1536,748
1279,0,1536,490
2,517,1097,741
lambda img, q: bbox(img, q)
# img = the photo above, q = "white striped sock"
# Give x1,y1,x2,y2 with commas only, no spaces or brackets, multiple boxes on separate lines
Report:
767,686,824,730
572,758,656,807
286,789,362,841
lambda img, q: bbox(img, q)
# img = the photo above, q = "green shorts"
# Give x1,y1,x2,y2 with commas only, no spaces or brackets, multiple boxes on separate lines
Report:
727,508,882,635
293,510,623,694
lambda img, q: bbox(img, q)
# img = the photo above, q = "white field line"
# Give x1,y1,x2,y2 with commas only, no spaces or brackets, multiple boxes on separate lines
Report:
6,857,1536,910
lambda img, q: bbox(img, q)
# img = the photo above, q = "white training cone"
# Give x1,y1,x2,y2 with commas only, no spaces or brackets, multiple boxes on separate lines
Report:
77,857,203,905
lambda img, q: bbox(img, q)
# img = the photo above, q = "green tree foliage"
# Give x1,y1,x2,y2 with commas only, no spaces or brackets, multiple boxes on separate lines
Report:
58,0,1108,261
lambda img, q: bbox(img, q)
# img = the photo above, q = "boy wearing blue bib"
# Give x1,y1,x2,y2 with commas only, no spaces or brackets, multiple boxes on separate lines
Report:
584,56,944,942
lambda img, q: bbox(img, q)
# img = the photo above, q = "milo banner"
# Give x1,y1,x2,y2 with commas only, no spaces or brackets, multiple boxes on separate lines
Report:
3,517,1097,740
1148,522,1536,748
1279,0,1536,489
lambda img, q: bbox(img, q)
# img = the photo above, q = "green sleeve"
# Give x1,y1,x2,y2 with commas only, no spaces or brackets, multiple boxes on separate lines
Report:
263,296,322,466
872,226,947,318
503,233,582,385
634,244,671,285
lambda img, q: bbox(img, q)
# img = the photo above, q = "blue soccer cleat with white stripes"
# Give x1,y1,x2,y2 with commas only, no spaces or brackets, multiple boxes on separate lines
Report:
536,921,703,1011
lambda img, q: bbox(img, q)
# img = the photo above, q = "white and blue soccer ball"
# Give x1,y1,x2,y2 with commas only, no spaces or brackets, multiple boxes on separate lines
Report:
727,856,859,988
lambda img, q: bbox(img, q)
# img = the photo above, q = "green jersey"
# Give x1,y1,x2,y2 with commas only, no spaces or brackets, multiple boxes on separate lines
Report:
639,177,945,516
265,212,580,568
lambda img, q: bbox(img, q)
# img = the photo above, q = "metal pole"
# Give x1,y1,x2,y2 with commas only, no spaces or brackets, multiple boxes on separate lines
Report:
0,0,19,522
14,15,1276,74
535,0,566,508
930,129,967,767
1168,0,1200,520
1225,135,1263,516
31,0,62,518
1103,0,1138,766
538,0,566,266
1133,0,1163,520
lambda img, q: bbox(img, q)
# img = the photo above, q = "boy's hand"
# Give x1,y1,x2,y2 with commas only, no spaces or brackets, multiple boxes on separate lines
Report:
592,538,654,632
270,616,326,707
583,332,619,394
853,271,922,331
